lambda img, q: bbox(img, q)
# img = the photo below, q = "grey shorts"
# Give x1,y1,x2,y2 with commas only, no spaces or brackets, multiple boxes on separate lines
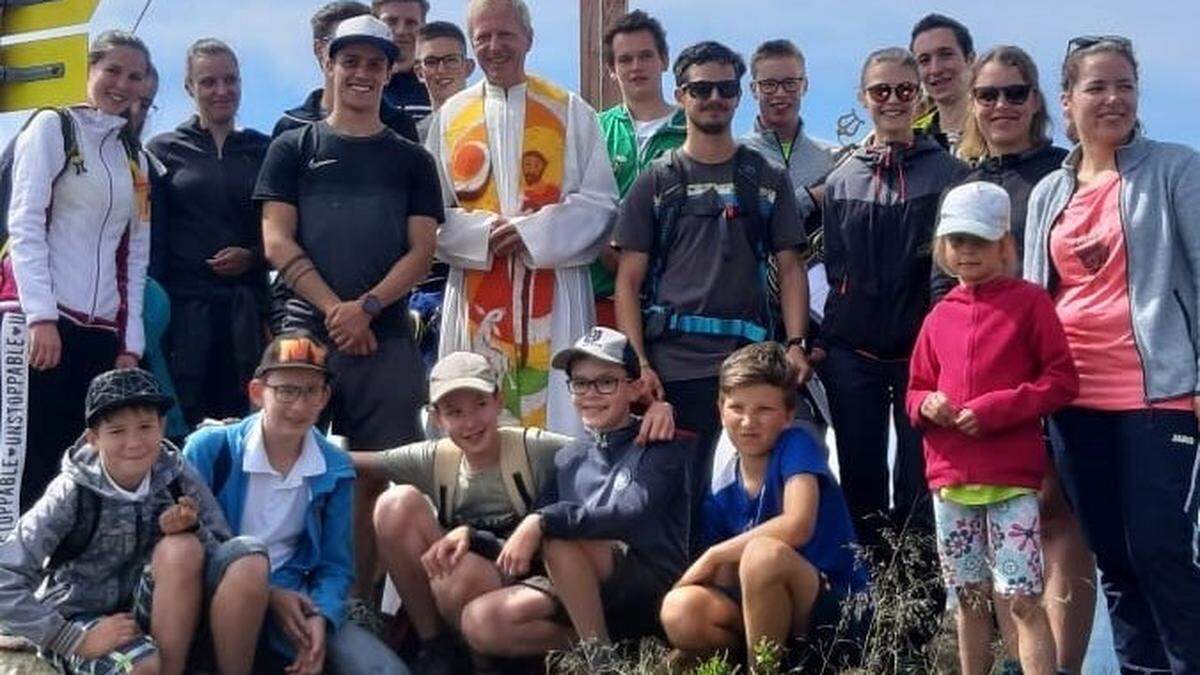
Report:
328,334,426,449
50,536,267,675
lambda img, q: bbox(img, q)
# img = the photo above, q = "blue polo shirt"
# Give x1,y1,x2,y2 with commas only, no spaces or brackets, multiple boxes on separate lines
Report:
700,427,867,591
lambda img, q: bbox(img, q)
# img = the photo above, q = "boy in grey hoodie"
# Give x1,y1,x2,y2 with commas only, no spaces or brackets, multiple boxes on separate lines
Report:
0,369,269,675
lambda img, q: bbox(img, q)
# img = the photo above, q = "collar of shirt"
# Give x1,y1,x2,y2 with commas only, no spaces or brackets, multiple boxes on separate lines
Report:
242,420,326,489
99,456,152,501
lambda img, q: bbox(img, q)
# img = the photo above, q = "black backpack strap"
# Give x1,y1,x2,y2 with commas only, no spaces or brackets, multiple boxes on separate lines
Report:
733,145,771,261
645,149,689,304
47,486,101,569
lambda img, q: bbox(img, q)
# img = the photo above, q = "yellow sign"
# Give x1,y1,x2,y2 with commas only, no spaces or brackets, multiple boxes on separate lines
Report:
0,33,88,112
1,0,100,36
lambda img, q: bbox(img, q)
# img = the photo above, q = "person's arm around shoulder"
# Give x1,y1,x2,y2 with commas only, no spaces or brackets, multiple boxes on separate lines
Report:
510,94,618,270
614,172,663,400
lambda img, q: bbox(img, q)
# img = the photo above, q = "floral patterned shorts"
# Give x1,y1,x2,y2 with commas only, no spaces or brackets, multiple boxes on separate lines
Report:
933,493,1044,597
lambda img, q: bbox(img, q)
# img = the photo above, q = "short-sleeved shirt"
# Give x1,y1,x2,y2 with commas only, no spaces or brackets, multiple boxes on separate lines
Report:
253,121,444,337
614,152,804,381
380,427,569,536
701,427,867,591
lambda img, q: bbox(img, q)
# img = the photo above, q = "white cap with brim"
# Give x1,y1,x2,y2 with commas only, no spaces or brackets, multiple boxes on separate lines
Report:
429,352,499,404
936,181,1012,242
329,15,400,63
551,327,640,377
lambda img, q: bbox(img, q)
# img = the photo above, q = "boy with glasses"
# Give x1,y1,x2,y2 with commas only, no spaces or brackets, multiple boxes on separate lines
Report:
184,331,408,674
455,327,691,661
414,21,475,141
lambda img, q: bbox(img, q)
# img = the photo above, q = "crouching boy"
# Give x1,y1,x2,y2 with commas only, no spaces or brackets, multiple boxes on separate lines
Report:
0,368,269,675
356,351,573,673
458,327,691,659
661,343,869,671
184,331,408,675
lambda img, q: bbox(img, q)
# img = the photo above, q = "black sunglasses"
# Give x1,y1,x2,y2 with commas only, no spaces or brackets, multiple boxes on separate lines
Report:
864,82,919,103
682,79,741,100
1067,35,1133,55
972,84,1033,106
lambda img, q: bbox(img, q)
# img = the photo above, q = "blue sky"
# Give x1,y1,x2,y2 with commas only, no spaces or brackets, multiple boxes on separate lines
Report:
2,0,1198,149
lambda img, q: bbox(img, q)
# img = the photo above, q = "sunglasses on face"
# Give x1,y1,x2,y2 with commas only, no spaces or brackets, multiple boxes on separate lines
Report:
682,79,741,100
864,81,919,103
753,77,805,95
972,83,1033,106
1067,34,1133,55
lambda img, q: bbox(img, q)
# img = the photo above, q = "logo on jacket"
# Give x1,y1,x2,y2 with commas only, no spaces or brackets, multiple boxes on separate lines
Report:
613,468,632,492
307,158,338,170
1171,433,1195,447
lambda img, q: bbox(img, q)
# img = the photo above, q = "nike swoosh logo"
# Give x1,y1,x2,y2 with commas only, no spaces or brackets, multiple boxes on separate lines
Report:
308,158,338,169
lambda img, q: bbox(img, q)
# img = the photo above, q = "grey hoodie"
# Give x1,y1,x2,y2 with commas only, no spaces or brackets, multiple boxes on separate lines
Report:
1024,134,1200,402
741,117,839,221
0,438,230,657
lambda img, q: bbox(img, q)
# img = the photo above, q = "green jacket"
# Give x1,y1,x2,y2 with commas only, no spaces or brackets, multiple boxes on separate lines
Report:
592,104,687,297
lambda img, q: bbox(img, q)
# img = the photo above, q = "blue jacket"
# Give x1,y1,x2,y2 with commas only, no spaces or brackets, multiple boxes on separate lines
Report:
183,414,356,633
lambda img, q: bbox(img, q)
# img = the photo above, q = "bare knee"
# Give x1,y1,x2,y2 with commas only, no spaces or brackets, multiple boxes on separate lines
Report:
460,596,502,653
661,587,710,644
130,654,161,675
738,537,797,590
374,485,434,537
152,534,204,577
433,559,499,620
219,553,269,597
1007,593,1045,622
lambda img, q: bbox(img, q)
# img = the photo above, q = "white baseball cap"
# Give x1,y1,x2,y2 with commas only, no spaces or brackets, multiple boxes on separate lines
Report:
429,352,499,404
329,15,400,63
936,181,1011,242
551,327,641,377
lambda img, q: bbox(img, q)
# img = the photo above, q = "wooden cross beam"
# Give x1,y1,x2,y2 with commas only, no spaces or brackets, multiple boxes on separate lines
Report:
579,0,627,111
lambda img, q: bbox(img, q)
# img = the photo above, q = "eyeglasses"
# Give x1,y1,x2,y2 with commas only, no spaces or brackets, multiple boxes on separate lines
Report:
567,376,628,395
263,383,326,403
419,54,465,71
682,79,741,100
1067,35,1133,55
864,82,919,103
753,77,805,95
972,84,1033,106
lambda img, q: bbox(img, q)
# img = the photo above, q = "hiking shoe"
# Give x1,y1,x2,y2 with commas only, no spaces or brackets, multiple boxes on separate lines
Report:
413,633,468,675
345,597,386,637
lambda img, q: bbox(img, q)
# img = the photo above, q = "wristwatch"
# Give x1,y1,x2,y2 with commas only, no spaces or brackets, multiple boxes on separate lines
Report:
360,293,383,318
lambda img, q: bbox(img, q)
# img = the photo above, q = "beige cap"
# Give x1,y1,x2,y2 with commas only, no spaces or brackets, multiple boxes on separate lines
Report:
429,352,499,404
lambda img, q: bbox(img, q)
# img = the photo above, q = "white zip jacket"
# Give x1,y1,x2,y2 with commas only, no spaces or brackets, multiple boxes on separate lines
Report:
6,107,149,356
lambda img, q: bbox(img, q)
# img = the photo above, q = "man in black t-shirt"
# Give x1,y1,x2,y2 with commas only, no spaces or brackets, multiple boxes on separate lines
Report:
257,14,443,611
272,1,419,142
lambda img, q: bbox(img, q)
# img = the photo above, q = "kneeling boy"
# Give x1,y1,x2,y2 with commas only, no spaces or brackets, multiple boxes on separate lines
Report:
357,351,572,673
184,332,407,675
0,368,268,675
661,343,868,670
458,327,691,658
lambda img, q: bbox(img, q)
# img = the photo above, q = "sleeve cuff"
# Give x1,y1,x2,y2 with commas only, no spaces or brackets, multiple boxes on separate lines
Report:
48,619,87,657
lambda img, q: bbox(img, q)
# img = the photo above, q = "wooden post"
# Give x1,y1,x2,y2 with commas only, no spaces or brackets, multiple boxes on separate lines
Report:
579,0,626,111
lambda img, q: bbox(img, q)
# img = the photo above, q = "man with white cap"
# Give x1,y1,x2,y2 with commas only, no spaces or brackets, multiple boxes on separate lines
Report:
358,351,571,674
257,13,444,612
457,327,691,661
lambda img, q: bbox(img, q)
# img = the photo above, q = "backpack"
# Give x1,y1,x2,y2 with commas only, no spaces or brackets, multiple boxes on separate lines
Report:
48,475,186,568
432,427,539,528
641,145,777,343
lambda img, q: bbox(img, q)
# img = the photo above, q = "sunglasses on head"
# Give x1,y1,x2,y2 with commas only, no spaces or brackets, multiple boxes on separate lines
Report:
682,79,741,100
972,83,1033,106
864,81,919,103
1067,35,1133,55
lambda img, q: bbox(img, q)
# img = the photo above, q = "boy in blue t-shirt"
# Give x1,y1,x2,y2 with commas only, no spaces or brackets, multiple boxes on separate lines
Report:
661,342,868,670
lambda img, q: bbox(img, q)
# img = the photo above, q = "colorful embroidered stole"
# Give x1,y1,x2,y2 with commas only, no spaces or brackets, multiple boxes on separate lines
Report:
442,76,569,427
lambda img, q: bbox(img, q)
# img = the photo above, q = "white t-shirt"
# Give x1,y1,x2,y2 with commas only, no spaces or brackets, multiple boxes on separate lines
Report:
100,457,151,501
633,112,674,155
239,422,326,571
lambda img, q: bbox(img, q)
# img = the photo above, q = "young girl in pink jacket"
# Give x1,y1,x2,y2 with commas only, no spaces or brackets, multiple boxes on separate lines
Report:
906,181,1078,675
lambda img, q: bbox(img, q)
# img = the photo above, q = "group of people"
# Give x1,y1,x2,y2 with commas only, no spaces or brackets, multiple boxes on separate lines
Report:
1,0,1199,674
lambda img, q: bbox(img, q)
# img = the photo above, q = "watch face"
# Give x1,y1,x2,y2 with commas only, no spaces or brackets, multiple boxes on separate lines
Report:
363,295,382,316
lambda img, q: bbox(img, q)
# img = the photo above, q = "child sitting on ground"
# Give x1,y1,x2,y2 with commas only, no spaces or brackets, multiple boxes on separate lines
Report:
184,331,408,675
0,368,269,675
456,327,692,663
907,182,1078,675
661,342,869,671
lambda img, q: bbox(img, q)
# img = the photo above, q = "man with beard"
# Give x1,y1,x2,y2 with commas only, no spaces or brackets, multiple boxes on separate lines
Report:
613,41,809,535
424,0,618,436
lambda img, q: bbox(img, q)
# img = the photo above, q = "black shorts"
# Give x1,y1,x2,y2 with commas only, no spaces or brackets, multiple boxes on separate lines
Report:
327,334,426,449
519,544,672,641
